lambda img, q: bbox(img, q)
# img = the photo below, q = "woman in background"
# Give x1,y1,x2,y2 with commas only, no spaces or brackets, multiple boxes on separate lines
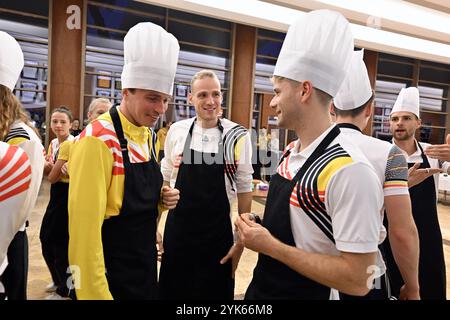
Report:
40,107,74,300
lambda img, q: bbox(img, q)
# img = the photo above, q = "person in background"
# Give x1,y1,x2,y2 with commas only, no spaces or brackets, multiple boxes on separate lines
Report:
59,98,113,177
0,31,45,300
235,10,383,300
159,69,253,300
386,87,447,300
86,98,112,123
332,50,420,300
70,119,82,136
68,22,180,300
40,107,74,300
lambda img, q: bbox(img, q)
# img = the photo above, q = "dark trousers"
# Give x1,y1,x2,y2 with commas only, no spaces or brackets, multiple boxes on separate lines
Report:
41,240,71,297
2,230,28,300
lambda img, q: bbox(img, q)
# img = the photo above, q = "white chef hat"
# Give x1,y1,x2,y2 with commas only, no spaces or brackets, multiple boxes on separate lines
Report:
0,31,24,91
333,49,372,110
121,22,179,96
390,87,420,118
274,9,354,97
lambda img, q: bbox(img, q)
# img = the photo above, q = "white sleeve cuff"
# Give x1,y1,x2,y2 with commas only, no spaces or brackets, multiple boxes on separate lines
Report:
335,240,379,253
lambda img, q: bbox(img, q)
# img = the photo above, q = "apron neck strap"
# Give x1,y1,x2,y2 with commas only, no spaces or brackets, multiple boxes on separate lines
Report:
417,141,431,168
291,125,341,184
336,123,362,133
110,104,130,164
184,117,224,148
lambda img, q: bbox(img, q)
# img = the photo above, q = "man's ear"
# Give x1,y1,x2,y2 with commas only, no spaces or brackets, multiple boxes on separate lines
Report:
417,117,422,128
365,101,373,117
330,103,336,116
300,81,313,102
188,92,193,105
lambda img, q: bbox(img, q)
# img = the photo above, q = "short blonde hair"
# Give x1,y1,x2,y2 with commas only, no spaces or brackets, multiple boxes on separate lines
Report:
190,70,220,91
88,98,112,113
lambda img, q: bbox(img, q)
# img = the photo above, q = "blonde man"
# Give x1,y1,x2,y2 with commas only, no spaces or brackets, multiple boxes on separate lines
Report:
159,69,253,300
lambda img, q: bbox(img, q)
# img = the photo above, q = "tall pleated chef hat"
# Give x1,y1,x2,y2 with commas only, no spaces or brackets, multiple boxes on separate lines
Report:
390,87,420,118
121,22,180,96
333,49,373,110
0,31,24,91
273,9,354,97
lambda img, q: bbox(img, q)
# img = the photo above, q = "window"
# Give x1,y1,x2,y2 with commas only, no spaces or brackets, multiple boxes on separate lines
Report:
84,0,232,126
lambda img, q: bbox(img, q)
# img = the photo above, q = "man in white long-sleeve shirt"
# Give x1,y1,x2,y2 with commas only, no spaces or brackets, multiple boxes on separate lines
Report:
159,69,253,300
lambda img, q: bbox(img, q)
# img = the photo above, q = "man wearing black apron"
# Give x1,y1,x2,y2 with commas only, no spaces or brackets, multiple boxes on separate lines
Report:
332,50,420,300
159,70,253,300
67,22,180,299
386,87,447,300
236,10,384,299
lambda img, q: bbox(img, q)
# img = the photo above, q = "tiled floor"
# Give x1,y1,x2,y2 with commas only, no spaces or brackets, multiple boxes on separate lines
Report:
26,180,450,299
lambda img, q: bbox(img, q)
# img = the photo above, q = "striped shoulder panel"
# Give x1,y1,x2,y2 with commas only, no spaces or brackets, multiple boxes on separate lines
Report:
223,125,248,191
77,119,124,175
293,144,352,243
0,144,32,202
384,144,408,190
4,127,30,144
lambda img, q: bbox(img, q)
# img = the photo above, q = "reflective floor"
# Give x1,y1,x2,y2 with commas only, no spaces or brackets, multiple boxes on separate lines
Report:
26,180,450,299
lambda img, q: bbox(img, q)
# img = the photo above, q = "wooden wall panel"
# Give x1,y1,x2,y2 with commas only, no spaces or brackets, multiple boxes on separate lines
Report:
230,24,256,129
363,49,378,136
48,0,84,136
260,93,276,129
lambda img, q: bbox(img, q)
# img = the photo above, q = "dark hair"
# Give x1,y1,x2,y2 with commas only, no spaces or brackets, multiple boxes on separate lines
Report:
334,92,375,118
163,121,167,127
51,106,73,122
315,88,333,107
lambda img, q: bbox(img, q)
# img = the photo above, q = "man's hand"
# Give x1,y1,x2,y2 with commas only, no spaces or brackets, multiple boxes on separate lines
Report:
156,231,164,262
408,162,440,188
399,283,420,300
220,242,244,278
424,134,450,161
234,213,275,255
161,186,180,209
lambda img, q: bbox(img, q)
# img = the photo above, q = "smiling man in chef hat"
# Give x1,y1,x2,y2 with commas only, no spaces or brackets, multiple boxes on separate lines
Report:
68,22,180,300
236,10,385,300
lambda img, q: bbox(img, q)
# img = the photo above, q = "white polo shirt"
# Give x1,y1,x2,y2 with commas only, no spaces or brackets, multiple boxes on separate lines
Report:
277,125,383,257
339,126,411,281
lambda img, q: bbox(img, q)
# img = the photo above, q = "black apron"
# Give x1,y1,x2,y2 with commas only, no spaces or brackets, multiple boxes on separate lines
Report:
101,105,163,300
40,145,70,244
245,126,340,300
159,118,234,300
383,143,446,300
